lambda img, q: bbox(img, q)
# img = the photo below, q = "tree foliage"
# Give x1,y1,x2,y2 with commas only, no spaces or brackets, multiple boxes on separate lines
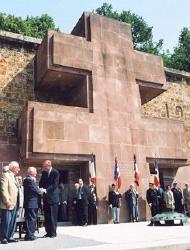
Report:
95,3,163,55
0,13,59,38
166,27,190,72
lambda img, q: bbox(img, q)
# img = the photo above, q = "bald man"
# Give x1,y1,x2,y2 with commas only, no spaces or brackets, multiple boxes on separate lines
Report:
39,160,59,238
23,167,41,241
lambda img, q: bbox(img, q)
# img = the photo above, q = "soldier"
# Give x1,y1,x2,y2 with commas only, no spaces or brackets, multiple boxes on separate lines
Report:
146,182,159,217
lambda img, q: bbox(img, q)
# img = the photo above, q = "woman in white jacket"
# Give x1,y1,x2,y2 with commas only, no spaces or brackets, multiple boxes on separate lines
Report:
164,185,175,211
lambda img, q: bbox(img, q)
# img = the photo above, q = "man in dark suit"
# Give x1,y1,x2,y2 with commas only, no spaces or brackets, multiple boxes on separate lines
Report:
23,167,41,241
39,160,59,238
146,183,159,217
77,178,89,226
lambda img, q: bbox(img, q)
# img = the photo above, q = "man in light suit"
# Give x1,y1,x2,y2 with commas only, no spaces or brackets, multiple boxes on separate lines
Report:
23,167,41,241
0,161,20,244
39,160,59,238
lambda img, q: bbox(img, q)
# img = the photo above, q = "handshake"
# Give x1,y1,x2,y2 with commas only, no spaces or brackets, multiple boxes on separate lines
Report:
39,188,47,194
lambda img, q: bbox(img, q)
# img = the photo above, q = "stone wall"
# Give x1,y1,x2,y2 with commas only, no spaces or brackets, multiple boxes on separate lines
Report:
0,43,35,137
0,31,41,166
142,68,190,147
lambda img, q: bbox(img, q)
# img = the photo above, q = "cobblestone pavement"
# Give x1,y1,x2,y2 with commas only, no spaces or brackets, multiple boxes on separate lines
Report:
1,222,190,250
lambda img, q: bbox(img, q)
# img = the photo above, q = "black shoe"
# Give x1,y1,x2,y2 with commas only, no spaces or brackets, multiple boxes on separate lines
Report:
24,236,36,241
49,235,56,238
8,238,18,243
148,222,154,226
1,239,8,244
43,234,51,238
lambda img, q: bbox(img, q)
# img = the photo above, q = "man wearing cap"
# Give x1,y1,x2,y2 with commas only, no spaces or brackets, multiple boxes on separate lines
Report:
171,182,183,213
146,182,159,217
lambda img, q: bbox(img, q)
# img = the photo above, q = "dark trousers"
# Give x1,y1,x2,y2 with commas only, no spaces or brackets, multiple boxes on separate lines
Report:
44,203,58,236
73,202,80,225
151,204,159,217
88,204,97,225
78,200,88,225
1,208,17,240
60,203,68,221
25,208,38,238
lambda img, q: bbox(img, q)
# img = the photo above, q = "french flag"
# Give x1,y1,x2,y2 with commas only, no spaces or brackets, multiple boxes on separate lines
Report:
89,153,96,185
154,159,160,187
134,154,140,186
114,157,122,189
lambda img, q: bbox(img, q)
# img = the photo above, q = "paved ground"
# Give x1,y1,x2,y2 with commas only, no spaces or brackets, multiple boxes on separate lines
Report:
2,222,190,250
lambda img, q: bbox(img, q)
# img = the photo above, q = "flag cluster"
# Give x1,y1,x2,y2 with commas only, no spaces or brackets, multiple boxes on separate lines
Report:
90,153,161,189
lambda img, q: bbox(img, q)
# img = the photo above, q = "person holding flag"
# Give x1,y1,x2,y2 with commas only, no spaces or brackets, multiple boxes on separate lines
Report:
108,183,122,224
154,159,164,212
108,157,122,224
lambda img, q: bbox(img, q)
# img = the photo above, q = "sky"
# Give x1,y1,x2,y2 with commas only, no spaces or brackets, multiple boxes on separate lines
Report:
0,0,189,52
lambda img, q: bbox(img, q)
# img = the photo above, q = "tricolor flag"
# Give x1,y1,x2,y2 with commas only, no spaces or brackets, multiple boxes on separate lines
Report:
114,157,122,189
89,153,96,184
134,154,140,186
154,159,160,187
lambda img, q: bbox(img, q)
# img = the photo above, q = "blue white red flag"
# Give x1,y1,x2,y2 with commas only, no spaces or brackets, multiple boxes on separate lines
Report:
154,159,160,187
89,154,96,185
114,157,122,189
134,154,140,186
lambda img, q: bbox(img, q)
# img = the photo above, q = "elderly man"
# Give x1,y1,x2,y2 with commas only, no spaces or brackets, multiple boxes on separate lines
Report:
23,167,41,241
39,160,59,238
125,184,139,222
0,161,20,244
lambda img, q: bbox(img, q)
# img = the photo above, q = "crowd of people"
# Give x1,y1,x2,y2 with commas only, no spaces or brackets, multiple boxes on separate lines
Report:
146,182,190,218
0,159,189,244
0,160,98,244
108,181,190,225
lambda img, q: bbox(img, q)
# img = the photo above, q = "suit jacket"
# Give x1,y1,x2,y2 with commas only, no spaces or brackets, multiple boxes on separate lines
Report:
0,172,19,210
77,185,89,204
146,188,159,206
23,176,41,208
39,168,59,205
108,191,122,208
